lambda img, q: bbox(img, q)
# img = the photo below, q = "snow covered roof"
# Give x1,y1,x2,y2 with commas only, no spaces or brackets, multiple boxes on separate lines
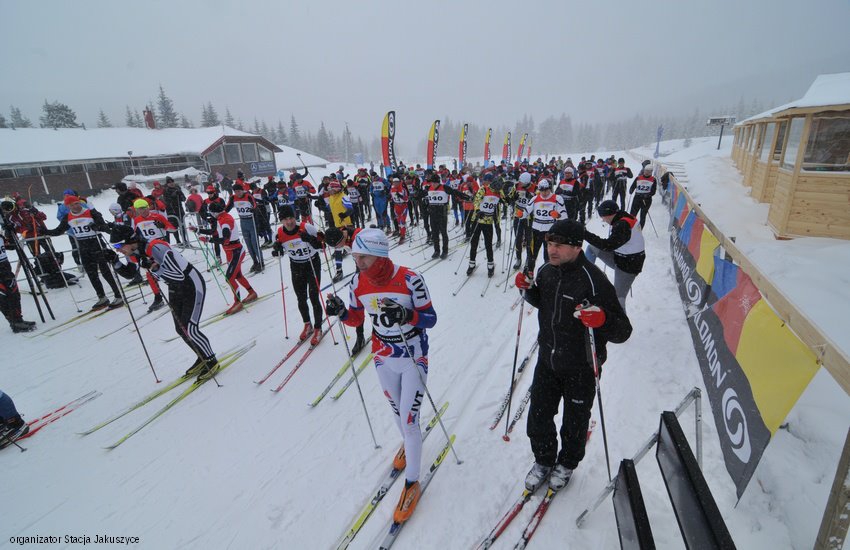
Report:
273,145,329,170
0,126,263,165
737,72,850,125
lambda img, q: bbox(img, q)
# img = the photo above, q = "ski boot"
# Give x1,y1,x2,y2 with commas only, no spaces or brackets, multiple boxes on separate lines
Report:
147,294,165,313
393,446,406,470
466,262,476,276
225,301,244,315
549,464,573,490
487,262,495,278
242,289,259,304
495,239,502,250
309,327,323,347
125,273,144,287
440,249,448,259
431,249,440,259
333,269,344,283
299,323,313,342
196,356,220,382
513,256,522,271
185,356,206,377
10,320,36,333
525,463,553,491
393,480,421,523
91,296,109,310
351,333,367,356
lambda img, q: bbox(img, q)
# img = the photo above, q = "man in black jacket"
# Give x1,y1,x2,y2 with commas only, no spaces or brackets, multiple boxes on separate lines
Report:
162,176,187,244
515,219,631,492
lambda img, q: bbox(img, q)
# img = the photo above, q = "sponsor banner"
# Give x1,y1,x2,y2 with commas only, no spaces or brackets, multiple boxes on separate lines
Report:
668,177,819,499
426,120,440,170
517,132,527,161
458,123,468,170
502,131,511,164
381,111,397,177
484,128,492,167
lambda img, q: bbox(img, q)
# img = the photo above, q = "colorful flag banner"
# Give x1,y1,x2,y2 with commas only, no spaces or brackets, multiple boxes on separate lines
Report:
381,111,397,177
517,133,528,161
502,132,511,164
484,128,492,167
458,123,468,170
668,178,819,499
427,120,440,170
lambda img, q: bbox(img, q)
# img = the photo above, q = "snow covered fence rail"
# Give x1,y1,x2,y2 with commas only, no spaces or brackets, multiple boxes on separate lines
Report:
649,157,850,549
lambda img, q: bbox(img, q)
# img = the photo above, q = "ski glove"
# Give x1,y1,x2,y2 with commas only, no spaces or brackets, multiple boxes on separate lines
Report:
325,294,347,318
515,272,532,290
381,298,413,326
102,248,119,263
271,242,283,256
574,304,605,328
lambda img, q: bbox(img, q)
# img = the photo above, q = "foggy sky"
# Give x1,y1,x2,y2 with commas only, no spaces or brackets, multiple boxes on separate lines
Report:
2,0,848,156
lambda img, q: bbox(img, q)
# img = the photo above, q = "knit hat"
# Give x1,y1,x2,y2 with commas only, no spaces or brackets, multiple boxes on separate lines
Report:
351,228,389,258
278,205,295,219
133,198,149,209
597,200,619,217
548,220,584,247
63,195,81,206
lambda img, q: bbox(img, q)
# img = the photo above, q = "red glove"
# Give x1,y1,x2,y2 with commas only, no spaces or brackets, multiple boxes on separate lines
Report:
574,304,605,328
549,209,561,219
198,235,209,243
515,272,532,290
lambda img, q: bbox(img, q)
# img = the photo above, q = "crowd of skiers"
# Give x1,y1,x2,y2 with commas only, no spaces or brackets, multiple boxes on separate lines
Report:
2,153,660,524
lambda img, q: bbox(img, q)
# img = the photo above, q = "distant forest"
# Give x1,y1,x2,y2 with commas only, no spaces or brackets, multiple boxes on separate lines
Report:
2,85,775,164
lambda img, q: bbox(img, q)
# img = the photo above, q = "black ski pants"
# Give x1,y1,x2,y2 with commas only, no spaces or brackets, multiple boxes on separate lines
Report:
0,260,22,324
429,207,449,255
525,228,549,274
169,267,215,361
469,222,494,264
527,351,596,469
513,218,530,262
291,255,323,327
612,182,627,211
630,195,652,229
79,238,120,299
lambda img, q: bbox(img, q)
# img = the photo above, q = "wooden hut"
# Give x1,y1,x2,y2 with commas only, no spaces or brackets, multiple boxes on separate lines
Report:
733,73,850,239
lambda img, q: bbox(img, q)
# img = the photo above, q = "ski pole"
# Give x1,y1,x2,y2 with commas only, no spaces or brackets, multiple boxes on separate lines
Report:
503,291,526,442
100,240,161,384
583,301,612,483
647,210,659,238
193,230,230,304
45,236,82,313
1,430,26,452
388,301,462,465
453,216,477,275
276,255,290,339
307,253,338,345
325,257,380,450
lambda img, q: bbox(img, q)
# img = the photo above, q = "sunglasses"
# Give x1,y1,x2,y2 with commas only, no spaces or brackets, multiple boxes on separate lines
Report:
545,233,580,246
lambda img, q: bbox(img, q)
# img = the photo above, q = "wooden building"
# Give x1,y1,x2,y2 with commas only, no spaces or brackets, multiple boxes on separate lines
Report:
732,73,850,239
0,126,281,203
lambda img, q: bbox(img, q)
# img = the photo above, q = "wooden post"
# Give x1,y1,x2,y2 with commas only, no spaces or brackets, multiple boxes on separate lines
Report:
815,427,850,550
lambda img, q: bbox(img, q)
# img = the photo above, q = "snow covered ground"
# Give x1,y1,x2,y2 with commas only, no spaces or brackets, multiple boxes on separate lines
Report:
2,143,848,549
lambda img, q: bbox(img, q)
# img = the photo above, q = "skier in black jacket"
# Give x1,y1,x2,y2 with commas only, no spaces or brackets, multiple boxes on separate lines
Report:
162,176,187,244
515,219,631,492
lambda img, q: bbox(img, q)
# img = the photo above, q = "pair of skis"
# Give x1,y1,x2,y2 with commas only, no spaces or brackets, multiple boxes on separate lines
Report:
477,421,596,549
80,341,256,449
254,319,338,392
1,391,102,450
489,342,539,431
308,336,374,407
336,402,450,550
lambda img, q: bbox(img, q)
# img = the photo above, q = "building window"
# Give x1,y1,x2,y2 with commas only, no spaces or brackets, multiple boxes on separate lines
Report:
258,145,274,162
758,123,775,162
225,143,241,164
241,143,258,163
773,121,787,161
14,166,39,177
781,118,806,170
42,165,63,175
207,146,224,165
0,169,14,179
64,164,84,173
802,113,850,172
84,162,104,171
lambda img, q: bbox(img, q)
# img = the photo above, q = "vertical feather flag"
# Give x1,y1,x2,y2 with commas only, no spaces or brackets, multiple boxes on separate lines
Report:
426,120,440,170
527,137,532,160
458,123,468,170
516,133,528,162
381,111,397,177
502,132,511,164
483,128,492,167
